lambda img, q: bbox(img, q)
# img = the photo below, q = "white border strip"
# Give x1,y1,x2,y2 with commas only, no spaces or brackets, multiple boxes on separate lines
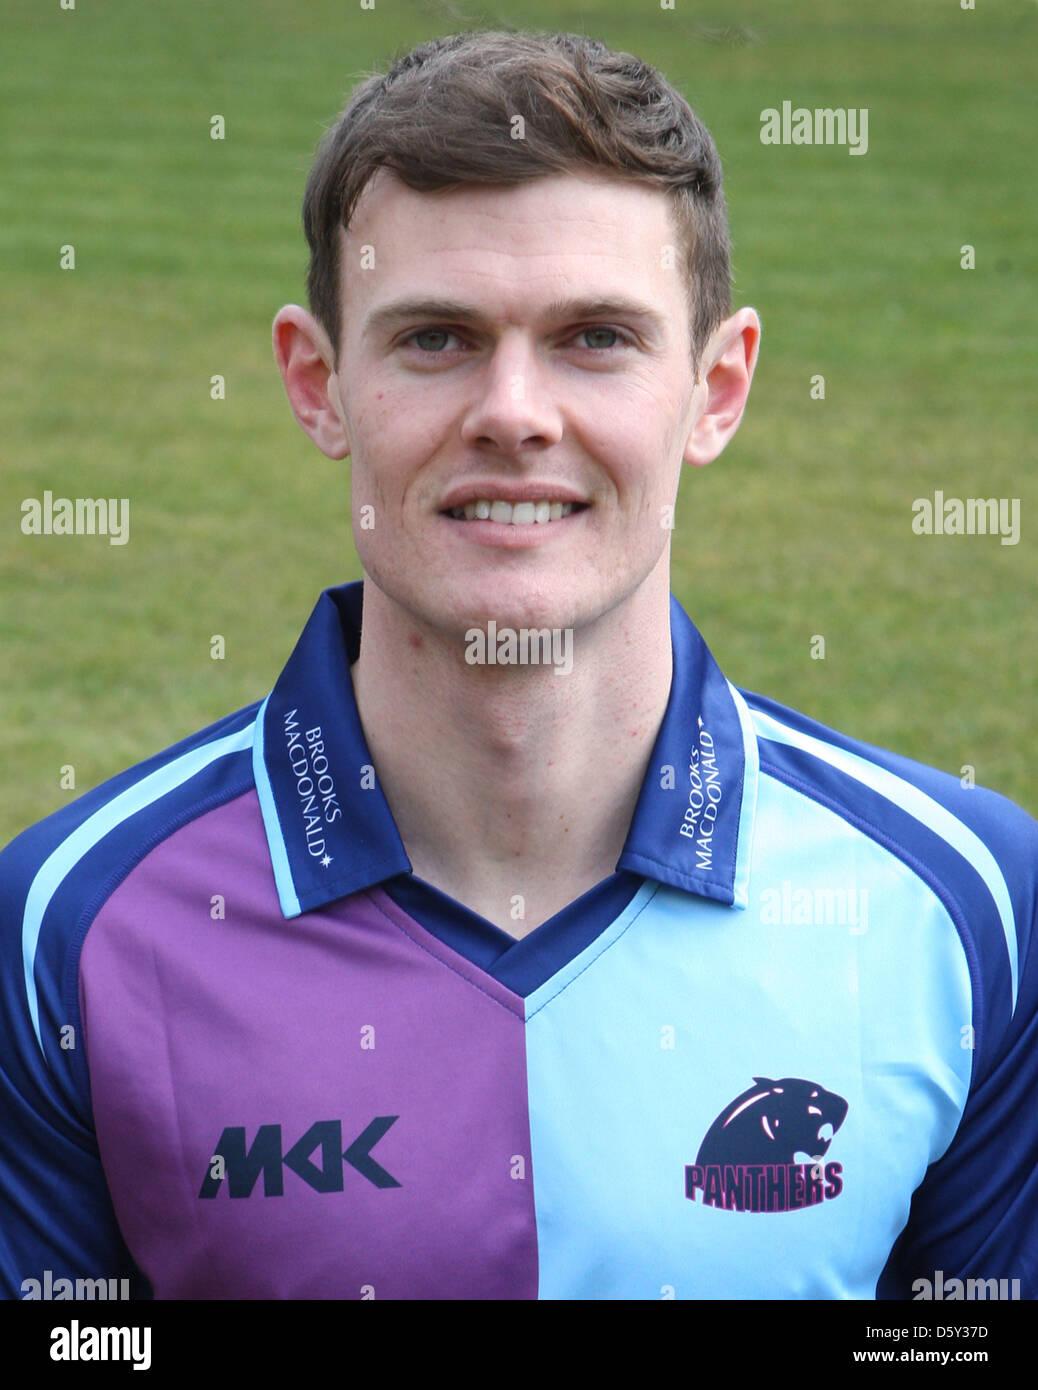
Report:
251,694,301,919
725,682,760,910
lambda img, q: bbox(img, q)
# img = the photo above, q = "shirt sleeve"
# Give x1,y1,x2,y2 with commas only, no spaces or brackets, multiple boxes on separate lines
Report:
877,790,1038,1299
0,820,149,1301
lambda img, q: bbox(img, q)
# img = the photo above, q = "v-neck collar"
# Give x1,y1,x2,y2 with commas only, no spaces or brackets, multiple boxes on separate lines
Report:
252,581,759,949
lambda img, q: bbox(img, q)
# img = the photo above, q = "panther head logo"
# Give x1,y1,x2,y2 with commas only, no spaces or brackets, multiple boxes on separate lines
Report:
696,1077,848,1166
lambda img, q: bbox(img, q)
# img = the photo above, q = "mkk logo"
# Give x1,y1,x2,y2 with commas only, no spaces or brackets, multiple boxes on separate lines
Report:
685,1077,848,1213
199,1118,400,1198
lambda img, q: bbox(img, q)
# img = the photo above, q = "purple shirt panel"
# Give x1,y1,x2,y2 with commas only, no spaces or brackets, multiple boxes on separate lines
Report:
79,790,537,1299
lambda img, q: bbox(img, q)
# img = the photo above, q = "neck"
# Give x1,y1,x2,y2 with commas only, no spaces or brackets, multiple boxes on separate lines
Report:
350,568,674,936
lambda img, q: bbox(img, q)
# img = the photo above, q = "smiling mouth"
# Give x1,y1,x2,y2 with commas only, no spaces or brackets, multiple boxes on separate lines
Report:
443,499,588,525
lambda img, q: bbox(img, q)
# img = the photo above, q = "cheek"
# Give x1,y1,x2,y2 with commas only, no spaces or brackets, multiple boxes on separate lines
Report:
581,394,683,493
346,394,409,484
348,389,394,446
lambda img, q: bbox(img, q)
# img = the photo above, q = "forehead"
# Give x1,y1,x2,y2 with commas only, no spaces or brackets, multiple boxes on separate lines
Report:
339,168,683,321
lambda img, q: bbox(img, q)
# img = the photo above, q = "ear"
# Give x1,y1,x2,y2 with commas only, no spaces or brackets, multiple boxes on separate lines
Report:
752,1077,777,1089
683,307,761,467
271,304,350,460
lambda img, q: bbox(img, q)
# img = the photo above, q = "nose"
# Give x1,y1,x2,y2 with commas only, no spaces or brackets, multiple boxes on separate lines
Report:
459,332,564,455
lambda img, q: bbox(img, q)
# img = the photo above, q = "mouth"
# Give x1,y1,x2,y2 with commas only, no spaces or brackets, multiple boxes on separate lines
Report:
441,499,589,526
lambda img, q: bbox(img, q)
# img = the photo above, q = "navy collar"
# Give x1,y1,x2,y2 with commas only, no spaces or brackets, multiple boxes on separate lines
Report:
254,582,758,919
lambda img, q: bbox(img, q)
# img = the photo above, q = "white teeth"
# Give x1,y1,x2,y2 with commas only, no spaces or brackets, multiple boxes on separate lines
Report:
448,498,578,524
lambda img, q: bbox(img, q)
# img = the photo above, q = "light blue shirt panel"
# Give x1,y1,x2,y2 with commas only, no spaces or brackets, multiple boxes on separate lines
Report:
524,774,973,1299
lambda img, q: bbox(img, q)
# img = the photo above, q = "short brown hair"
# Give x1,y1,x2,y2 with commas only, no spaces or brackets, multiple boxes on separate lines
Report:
302,29,730,376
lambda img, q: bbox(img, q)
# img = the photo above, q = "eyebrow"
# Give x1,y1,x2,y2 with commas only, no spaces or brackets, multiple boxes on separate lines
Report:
363,295,669,340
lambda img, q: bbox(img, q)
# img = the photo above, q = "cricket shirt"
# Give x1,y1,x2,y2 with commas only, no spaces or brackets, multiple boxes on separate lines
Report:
1,581,1036,1300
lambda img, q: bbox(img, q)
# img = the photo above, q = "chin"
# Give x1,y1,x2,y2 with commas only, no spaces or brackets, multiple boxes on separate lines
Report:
453,579,590,635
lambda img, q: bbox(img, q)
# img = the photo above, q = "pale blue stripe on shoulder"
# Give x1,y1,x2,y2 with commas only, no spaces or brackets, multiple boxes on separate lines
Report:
23,721,255,1061
251,694,301,919
749,704,1018,1010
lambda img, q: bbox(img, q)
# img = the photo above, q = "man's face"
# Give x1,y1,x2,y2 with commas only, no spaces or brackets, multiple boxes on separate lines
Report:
329,169,714,636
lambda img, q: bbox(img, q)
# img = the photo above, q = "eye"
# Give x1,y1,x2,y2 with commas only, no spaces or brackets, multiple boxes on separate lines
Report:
401,325,633,355
573,326,630,351
405,327,462,353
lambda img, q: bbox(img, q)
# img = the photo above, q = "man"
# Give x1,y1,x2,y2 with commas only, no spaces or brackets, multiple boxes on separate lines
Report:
1,30,1035,1301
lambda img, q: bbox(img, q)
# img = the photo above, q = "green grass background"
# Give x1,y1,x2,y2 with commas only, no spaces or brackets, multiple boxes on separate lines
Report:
2,0,1035,845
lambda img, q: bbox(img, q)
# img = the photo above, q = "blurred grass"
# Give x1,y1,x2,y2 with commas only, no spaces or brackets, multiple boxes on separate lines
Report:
1,0,1035,844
